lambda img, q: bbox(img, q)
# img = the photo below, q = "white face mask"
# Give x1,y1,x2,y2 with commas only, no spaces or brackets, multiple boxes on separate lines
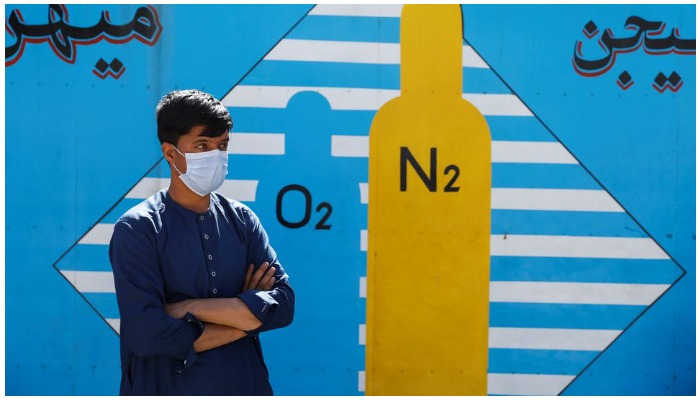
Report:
171,145,228,196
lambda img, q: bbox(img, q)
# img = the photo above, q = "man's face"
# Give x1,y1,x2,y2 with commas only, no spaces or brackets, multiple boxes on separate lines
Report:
164,125,229,174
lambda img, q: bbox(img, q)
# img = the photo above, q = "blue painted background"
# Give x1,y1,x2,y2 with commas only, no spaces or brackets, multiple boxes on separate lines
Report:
463,5,695,394
5,4,694,395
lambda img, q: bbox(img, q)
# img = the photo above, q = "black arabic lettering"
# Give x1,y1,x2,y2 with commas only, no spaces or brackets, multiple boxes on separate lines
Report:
573,16,695,77
644,26,696,54
5,4,162,67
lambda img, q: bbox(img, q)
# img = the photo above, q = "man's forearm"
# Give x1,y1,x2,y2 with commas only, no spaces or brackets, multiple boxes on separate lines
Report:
187,297,262,331
193,323,247,353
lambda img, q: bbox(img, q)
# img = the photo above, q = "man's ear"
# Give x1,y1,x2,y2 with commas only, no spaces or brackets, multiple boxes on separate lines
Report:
162,142,175,164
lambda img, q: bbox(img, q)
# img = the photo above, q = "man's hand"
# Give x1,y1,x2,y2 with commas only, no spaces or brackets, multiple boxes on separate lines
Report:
165,299,195,319
243,261,276,292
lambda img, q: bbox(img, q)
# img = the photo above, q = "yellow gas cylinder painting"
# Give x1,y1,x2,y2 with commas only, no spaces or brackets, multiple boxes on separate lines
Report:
366,4,491,395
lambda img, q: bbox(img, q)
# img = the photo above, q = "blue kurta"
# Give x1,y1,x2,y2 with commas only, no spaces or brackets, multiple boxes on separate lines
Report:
109,189,294,395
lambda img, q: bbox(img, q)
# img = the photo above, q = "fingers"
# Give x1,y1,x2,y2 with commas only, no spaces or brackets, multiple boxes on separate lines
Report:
256,265,276,290
262,270,276,291
243,261,277,291
244,261,277,291
250,262,269,288
243,263,254,291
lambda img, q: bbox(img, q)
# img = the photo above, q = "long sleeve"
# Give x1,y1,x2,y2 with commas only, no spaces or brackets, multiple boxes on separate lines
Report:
109,218,203,365
237,208,295,334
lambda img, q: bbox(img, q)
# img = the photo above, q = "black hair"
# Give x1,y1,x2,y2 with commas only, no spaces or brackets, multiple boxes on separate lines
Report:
156,89,233,146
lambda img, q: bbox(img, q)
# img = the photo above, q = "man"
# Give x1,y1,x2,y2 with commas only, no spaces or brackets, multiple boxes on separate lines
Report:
109,89,294,395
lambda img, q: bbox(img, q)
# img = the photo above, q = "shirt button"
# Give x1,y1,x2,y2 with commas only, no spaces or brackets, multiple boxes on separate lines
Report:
183,360,187,365
211,271,216,277
204,234,209,240
213,288,218,294
199,215,205,221
208,254,213,260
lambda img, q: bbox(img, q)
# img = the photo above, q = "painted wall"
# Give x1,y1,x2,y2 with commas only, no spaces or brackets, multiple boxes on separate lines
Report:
5,4,695,395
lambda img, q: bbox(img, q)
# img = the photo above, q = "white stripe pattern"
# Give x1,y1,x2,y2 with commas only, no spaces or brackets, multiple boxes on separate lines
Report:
60,270,115,293
491,188,623,212
222,85,532,116
488,327,621,351
310,4,403,18
490,281,669,305
266,39,488,68
491,235,669,259
359,277,367,298
359,324,366,345
360,230,368,251
488,373,576,396
229,133,285,155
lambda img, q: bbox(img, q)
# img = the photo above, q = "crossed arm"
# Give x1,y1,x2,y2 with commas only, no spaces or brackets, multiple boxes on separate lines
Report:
165,262,277,353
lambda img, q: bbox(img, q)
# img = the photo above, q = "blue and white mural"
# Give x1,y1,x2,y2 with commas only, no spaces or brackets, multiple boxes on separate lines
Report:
5,4,695,395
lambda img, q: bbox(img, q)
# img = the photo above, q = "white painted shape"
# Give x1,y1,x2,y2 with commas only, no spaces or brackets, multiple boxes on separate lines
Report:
60,270,115,293
358,370,366,392
360,277,367,298
331,135,369,157
487,373,575,396
78,224,115,245
462,45,489,68
125,177,170,199
229,133,285,155
359,183,368,204
217,180,258,202
310,4,403,18
492,141,577,164
488,327,622,351
492,188,624,212
490,281,670,305
266,40,400,65
360,230,368,251
463,93,532,116
491,234,669,259
106,318,121,333
359,324,366,345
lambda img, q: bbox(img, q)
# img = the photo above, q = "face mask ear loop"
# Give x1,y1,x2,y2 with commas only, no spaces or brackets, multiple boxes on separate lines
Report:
171,144,185,176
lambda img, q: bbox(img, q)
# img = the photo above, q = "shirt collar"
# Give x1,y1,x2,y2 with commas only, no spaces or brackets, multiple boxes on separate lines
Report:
163,189,217,219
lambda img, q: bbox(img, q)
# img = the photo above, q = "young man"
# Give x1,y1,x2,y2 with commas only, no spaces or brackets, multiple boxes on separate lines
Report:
109,89,294,395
